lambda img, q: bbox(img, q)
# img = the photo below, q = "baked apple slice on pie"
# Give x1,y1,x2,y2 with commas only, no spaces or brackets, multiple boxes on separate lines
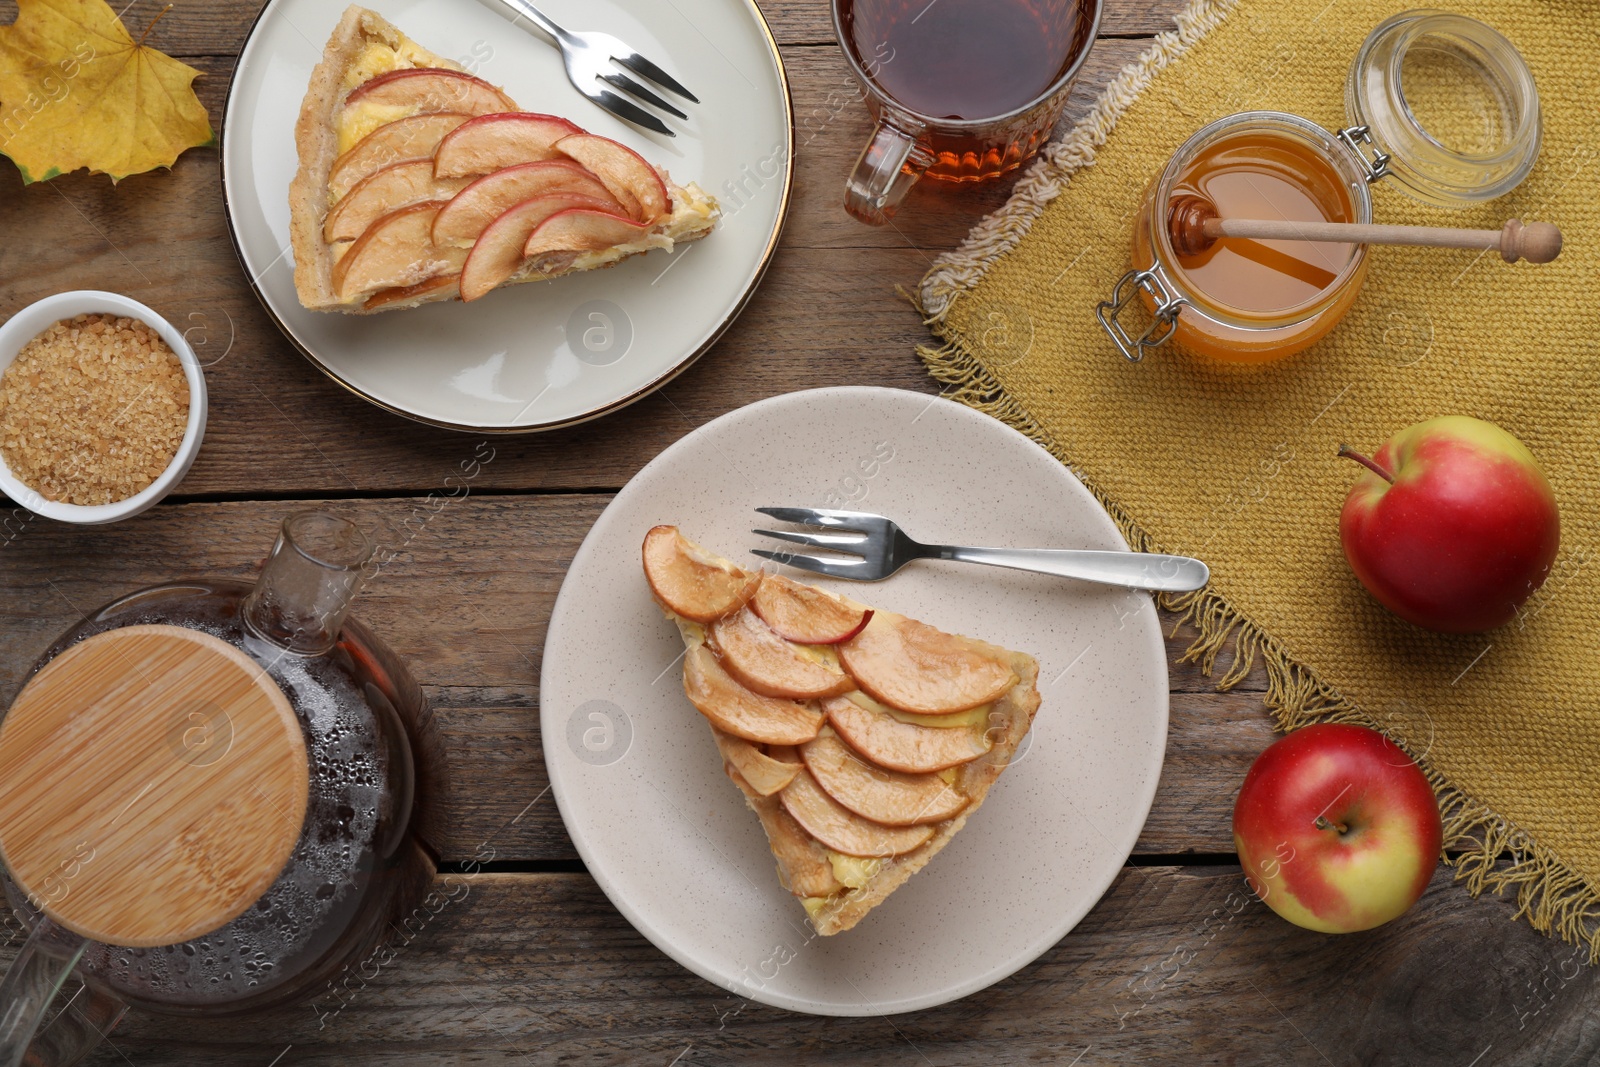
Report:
290,6,718,314
642,526,1042,936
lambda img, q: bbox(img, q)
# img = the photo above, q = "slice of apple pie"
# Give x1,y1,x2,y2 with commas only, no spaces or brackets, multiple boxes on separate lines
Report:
290,6,718,314
642,526,1042,936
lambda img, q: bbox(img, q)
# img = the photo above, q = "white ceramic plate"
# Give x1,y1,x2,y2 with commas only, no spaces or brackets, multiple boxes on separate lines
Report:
221,0,791,432
541,387,1170,1016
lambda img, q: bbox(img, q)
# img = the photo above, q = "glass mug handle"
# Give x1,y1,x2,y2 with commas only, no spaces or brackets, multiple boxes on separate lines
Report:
844,117,936,226
0,918,123,1067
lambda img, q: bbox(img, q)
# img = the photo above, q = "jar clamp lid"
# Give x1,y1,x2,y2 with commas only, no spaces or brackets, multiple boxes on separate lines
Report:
1098,8,1541,362
1100,112,1377,364
1347,9,1541,208
1096,269,1185,364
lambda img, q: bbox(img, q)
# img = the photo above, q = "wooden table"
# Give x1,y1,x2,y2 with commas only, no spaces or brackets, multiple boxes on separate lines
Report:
1,0,1596,1062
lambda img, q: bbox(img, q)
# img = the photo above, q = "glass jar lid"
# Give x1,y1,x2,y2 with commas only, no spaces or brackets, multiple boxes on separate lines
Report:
1346,9,1541,208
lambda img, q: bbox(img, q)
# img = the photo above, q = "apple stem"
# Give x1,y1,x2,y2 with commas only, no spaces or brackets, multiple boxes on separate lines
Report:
1337,444,1396,485
1314,815,1349,835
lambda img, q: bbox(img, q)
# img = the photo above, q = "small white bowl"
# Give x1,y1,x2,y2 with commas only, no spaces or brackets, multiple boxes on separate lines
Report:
0,291,208,525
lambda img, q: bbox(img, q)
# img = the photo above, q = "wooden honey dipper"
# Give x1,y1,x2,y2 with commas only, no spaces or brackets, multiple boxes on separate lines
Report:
1167,195,1563,264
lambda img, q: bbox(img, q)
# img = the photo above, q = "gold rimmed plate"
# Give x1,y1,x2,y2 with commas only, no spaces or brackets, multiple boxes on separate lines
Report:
221,0,792,433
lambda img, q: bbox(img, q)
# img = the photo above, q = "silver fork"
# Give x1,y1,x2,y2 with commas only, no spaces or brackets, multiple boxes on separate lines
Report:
752,508,1211,593
491,0,699,137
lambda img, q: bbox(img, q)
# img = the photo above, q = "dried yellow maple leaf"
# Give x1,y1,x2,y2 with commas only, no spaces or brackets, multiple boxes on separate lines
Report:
0,0,214,183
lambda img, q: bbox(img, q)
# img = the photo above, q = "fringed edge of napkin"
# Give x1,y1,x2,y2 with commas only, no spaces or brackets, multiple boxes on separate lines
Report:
914,0,1600,959
919,0,1237,323
919,339,1600,960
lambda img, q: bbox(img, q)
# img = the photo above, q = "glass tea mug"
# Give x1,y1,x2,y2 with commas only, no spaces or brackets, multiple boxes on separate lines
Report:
0,512,443,1066
835,0,1104,225
1097,10,1542,363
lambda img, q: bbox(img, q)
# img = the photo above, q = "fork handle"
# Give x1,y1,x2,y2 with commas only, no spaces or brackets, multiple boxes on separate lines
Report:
933,547,1210,593
493,0,572,43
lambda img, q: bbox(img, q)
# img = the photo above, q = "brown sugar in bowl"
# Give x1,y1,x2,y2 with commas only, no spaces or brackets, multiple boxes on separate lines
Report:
0,292,207,524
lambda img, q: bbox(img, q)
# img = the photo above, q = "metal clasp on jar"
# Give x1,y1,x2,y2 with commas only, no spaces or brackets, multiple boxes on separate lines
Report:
1337,125,1391,183
1096,268,1186,363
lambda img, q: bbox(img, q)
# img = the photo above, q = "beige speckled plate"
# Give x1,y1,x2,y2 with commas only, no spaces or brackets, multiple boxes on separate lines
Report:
541,387,1168,1015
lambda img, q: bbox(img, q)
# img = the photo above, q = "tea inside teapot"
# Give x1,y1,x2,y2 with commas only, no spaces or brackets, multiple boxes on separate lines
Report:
0,513,442,1065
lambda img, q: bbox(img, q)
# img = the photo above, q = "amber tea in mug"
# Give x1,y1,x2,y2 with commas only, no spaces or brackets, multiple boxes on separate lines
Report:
835,0,1100,224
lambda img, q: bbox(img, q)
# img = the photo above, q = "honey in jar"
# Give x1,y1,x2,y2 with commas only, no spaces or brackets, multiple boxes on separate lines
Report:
1097,11,1543,365
1167,133,1358,316
1106,111,1374,364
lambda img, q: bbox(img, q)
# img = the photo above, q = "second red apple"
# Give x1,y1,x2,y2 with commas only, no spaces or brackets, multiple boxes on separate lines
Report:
1234,723,1441,934
1338,415,1559,633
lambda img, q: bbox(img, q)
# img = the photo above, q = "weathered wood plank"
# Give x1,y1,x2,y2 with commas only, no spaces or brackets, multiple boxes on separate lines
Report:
0,497,578,696
0,160,941,497
433,686,1273,864
39,865,1597,1066
0,0,1189,55
0,32,1158,499
0,497,1271,864
0,494,1263,699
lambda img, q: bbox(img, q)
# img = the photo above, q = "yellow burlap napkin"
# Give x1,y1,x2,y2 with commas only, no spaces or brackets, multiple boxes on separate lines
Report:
919,0,1600,951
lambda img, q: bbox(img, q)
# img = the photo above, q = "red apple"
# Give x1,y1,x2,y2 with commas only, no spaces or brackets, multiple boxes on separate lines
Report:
331,201,465,301
1233,723,1441,934
325,161,470,243
327,113,471,201
1339,416,1559,633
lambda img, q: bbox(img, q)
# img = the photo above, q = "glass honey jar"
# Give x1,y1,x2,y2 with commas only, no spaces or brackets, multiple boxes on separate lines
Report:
1098,9,1541,364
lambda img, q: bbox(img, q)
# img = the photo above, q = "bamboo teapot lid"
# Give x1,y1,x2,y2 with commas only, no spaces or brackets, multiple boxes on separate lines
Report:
0,625,309,948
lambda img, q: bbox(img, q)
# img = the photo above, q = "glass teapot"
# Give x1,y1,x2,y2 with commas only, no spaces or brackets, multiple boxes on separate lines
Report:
0,512,443,1066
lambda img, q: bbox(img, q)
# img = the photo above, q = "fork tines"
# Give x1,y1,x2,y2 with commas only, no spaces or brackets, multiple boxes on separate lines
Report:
754,507,877,527
496,0,697,137
749,548,870,580
592,89,677,137
600,70,687,119
589,47,698,136
616,52,700,104
751,507,875,580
